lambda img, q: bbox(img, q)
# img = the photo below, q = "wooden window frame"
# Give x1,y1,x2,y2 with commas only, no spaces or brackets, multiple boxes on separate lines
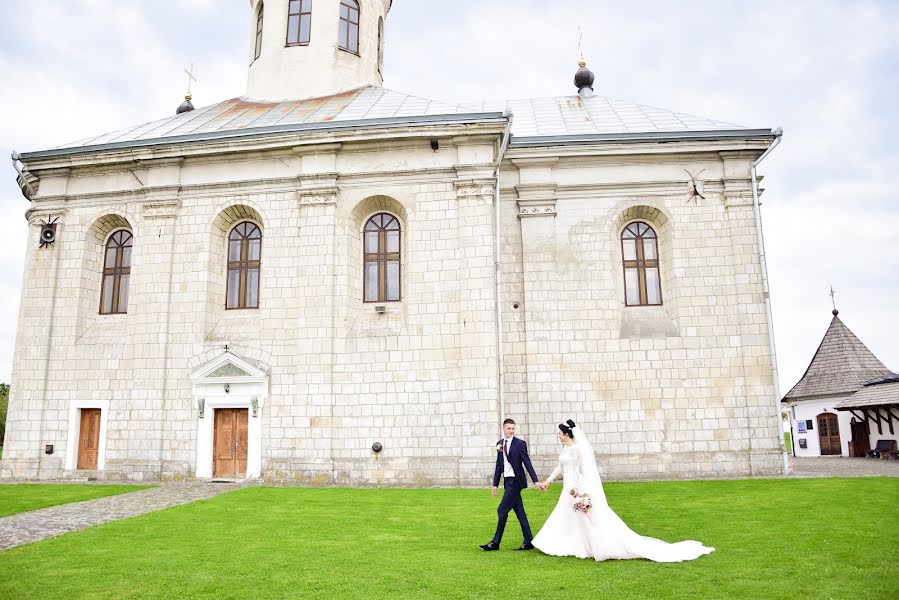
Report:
99,229,132,315
254,2,264,60
285,0,312,47
339,0,361,55
621,221,663,307
226,222,262,310
363,213,401,303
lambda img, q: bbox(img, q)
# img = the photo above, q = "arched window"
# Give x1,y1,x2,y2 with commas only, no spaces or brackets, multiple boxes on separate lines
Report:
286,0,311,46
339,0,360,54
99,230,133,314
364,213,400,302
621,221,662,306
226,222,262,309
254,2,264,60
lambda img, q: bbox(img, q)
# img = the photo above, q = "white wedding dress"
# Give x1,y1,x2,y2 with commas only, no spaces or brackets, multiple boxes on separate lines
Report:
532,434,715,563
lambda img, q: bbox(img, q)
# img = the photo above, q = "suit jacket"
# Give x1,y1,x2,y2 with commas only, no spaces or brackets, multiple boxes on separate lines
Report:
493,437,539,488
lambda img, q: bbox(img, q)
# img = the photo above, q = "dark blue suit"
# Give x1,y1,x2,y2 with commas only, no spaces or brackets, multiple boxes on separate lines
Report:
491,437,539,546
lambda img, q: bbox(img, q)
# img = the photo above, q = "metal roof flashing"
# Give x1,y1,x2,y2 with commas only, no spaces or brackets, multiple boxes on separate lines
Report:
18,112,509,162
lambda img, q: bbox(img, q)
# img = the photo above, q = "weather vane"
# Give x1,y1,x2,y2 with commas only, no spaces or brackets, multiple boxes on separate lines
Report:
578,26,584,58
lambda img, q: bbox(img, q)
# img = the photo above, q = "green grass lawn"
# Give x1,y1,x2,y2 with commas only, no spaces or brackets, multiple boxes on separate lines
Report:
0,484,148,518
1,478,897,599
784,431,793,453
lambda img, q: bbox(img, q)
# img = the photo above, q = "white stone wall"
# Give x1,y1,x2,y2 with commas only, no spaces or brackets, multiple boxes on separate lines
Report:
0,127,785,484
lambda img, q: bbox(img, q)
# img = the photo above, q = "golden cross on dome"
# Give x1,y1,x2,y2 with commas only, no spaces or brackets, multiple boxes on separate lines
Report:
184,63,198,96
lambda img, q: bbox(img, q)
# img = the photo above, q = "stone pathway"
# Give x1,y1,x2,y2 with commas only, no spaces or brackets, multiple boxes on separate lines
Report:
790,456,899,478
0,481,247,551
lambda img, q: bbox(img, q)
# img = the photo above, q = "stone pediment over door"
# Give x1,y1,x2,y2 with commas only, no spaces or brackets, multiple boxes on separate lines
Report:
189,352,269,385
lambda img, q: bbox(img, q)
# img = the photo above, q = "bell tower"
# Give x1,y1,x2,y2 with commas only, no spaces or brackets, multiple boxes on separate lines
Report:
247,0,392,100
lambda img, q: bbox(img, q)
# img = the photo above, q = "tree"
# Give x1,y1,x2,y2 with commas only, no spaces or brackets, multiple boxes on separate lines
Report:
0,383,8,448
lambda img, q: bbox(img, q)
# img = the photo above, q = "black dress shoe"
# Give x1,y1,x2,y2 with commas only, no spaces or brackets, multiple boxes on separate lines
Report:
479,542,499,551
516,542,535,550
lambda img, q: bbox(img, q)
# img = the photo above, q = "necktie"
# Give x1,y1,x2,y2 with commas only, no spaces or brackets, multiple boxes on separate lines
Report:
503,439,509,459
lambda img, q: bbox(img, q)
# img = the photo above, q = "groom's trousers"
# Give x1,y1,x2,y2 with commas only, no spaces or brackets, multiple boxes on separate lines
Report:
492,479,533,545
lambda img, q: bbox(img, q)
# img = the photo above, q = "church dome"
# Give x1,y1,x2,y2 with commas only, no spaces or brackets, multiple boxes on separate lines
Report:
574,59,595,97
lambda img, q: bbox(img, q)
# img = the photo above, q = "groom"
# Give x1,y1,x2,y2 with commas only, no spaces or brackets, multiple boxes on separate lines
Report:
480,418,545,551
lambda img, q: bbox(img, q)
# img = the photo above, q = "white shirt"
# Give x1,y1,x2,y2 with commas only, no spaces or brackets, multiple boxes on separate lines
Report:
502,436,515,478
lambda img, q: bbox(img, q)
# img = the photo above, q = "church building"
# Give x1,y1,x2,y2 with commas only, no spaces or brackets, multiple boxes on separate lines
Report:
2,0,787,484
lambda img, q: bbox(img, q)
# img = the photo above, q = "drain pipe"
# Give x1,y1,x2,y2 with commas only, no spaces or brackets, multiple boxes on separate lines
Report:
750,127,787,474
494,113,513,432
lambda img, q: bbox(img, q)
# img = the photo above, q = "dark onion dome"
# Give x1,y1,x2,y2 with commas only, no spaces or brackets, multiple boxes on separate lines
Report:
574,59,595,95
176,93,195,115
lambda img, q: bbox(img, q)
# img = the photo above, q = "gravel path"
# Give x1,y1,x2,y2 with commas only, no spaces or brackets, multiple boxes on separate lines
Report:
790,456,899,478
0,481,246,551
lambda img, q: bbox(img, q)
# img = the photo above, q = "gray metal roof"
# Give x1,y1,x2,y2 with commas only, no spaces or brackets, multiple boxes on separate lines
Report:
835,378,899,409
24,85,761,159
783,313,893,400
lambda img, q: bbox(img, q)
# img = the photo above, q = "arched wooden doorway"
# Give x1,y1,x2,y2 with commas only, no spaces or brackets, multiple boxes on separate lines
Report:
817,412,842,455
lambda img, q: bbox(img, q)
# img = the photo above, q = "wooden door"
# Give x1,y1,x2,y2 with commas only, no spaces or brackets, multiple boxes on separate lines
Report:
817,413,842,455
213,408,249,478
77,408,101,470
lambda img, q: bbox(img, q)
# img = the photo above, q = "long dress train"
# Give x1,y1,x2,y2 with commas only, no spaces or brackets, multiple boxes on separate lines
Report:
532,444,715,563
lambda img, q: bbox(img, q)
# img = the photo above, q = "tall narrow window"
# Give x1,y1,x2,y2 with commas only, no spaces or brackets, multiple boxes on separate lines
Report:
286,0,311,46
99,230,132,315
226,222,262,309
339,0,360,54
377,16,384,74
621,221,662,306
364,213,401,302
254,2,264,59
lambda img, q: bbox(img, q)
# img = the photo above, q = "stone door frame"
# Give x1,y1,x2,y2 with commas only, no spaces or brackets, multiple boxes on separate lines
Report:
190,352,268,479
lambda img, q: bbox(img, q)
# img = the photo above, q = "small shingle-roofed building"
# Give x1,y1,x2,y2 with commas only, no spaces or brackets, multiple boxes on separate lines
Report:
783,310,895,457
2,0,788,484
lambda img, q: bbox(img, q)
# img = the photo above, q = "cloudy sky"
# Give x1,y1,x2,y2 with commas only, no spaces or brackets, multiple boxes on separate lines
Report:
0,0,896,394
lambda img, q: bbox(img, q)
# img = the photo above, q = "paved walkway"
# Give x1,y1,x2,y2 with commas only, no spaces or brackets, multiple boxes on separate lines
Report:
790,456,899,478
0,481,246,551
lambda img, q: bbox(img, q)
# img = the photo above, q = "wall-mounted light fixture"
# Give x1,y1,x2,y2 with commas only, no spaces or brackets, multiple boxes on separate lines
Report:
372,442,383,453
251,397,259,418
198,398,205,419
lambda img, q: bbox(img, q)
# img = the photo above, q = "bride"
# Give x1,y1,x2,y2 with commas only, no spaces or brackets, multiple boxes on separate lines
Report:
532,420,715,563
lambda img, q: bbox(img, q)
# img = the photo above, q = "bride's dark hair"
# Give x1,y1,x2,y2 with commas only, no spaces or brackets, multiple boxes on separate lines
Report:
558,419,576,438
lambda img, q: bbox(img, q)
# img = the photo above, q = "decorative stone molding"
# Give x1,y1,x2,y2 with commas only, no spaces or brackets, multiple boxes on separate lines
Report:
26,207,67,226
722,178,755,208
453,178,495,201
297,172,339,206
296,186,339,205
517,201,557,218
516,183,557,218
141,200,182,220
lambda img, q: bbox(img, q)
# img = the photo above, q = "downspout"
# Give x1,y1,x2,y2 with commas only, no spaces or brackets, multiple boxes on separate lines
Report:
750,128,788,474
494,113,513,431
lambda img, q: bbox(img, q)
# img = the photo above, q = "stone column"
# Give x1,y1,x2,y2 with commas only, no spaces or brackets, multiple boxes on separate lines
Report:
1,205,67,479
512,158,559,458
453,166,501,484
720,151,783,476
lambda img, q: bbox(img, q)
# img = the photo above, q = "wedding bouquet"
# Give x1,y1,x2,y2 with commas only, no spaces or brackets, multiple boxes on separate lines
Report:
569,488,592,513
